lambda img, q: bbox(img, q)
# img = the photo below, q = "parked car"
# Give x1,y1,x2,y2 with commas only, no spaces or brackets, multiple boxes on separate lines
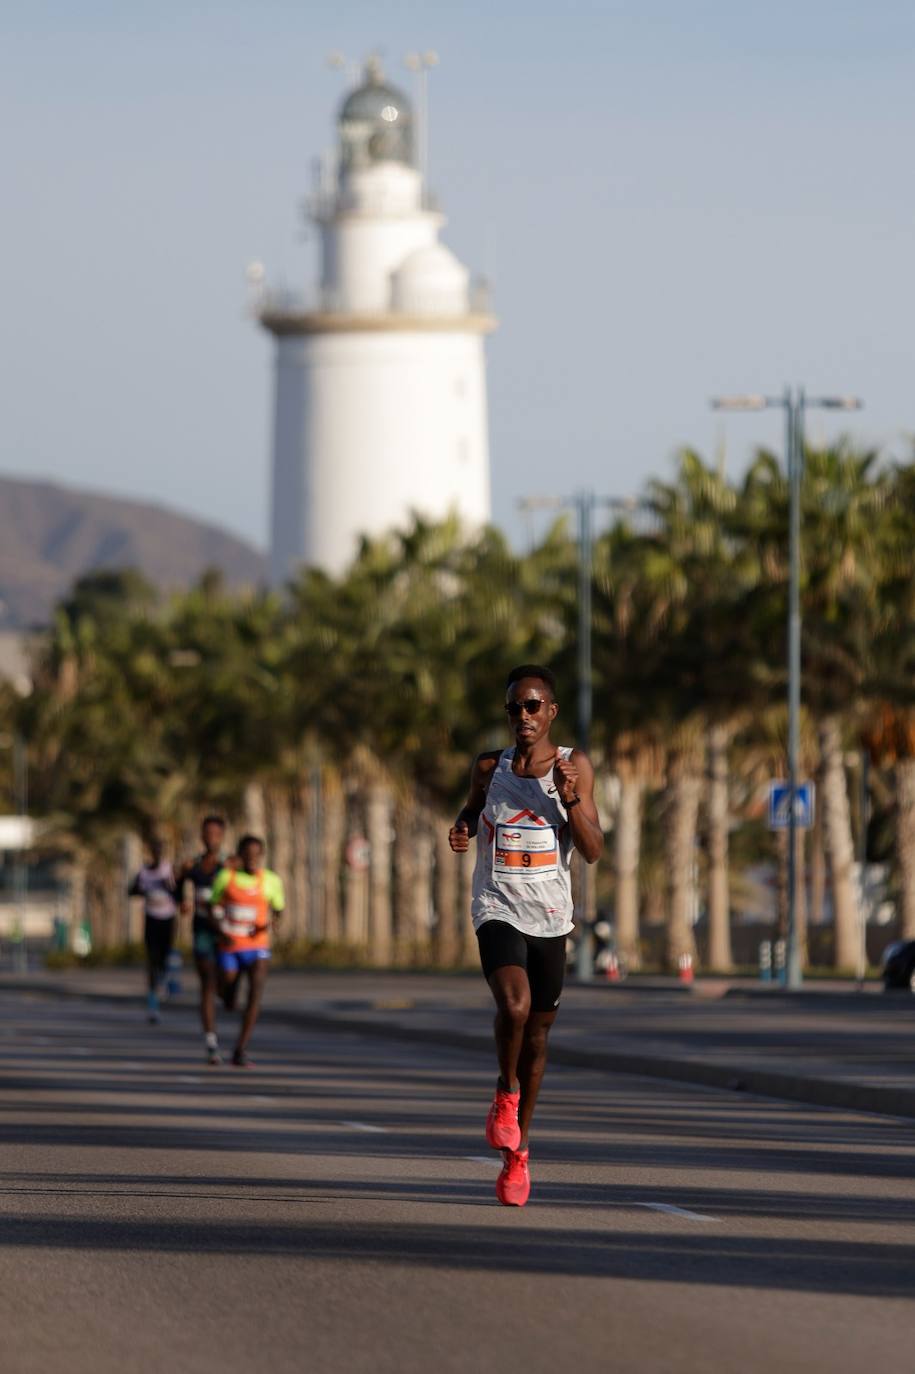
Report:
881,940,915,991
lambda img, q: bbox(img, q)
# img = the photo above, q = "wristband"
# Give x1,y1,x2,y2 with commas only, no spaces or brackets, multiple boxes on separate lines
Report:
565,794,582,809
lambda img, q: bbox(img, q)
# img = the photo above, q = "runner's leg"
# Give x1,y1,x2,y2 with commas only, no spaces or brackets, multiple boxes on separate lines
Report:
477,922,532,1091
195,954,217,1034
517,1010,557,1148
488,966,531,1091
220,962,240,1011
144,917,171,1021
516,933,566,1147
234,958,268,1057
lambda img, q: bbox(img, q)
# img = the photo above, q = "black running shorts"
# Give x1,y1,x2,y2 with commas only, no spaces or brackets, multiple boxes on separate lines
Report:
476,920,567,1013
144,915,175,971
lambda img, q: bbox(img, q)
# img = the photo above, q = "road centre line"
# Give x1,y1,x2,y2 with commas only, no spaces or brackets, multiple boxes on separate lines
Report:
341,1120,389,1133
637,1202,718,1222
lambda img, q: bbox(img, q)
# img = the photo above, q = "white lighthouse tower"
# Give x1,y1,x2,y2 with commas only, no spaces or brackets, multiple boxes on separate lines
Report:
259,58,495,581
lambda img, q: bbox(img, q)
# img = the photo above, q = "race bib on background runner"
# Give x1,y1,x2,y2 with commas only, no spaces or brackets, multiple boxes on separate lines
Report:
225,901,260,936
493,822,558,883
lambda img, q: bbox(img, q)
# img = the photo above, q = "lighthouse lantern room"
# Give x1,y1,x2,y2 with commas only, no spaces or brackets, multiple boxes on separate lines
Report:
259,57,495,581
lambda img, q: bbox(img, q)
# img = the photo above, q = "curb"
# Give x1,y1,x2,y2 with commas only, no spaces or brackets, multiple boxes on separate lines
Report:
8,976,915,1122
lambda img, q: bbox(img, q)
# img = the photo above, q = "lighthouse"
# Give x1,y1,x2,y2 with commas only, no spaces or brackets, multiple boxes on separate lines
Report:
259,58,495,581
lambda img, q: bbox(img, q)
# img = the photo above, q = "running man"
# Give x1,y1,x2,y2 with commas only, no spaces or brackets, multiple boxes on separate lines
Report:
129,837,179,1025
449,665,603,1206
180,815,228,1066
209,835,284,1067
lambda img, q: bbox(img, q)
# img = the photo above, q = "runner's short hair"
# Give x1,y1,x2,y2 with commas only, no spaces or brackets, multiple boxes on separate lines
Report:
237,834,264,852
202,815,226,830
505,664,557,701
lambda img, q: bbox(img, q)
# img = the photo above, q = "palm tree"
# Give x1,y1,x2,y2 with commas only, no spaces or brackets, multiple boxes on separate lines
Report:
740,444,889,969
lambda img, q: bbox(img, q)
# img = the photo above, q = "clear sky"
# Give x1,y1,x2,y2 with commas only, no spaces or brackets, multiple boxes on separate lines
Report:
2,1,913,550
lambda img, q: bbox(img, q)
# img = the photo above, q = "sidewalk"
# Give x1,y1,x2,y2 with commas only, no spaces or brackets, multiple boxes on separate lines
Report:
4,967,915,1119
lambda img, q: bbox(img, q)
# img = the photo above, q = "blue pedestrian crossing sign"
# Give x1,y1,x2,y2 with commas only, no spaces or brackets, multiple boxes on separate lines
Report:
768,781,815,830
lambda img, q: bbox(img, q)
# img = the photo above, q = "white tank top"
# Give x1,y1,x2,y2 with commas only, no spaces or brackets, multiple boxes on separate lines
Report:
471,746,575,938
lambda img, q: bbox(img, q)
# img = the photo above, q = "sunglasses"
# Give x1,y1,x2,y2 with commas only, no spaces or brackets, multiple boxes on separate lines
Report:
506,698,545,718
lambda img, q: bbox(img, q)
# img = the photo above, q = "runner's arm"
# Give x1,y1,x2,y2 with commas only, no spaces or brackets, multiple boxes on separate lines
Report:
449,752,500,852
268,874,285,931
176,859,193,916
554,750,603,864
207,870,230,934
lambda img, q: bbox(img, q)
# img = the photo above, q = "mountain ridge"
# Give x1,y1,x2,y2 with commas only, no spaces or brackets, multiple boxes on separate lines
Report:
0,474,267,628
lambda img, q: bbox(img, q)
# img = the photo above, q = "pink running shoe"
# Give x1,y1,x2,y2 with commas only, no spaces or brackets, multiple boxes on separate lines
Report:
486,1085,521,1151
496,1148,531,1207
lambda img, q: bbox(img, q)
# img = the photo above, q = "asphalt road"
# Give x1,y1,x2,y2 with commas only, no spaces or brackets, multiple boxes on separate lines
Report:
1,987,914,1374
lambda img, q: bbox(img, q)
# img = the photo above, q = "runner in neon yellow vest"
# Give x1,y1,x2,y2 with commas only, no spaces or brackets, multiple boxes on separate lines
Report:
209,834,284,1067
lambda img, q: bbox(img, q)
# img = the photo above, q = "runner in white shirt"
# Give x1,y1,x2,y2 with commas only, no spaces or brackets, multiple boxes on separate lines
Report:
449,665,603,1206
128,838,178,1024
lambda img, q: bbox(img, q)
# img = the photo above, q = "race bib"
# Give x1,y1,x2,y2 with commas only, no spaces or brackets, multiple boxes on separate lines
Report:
225,901,259,935
195,884,213,915
493,822,558,882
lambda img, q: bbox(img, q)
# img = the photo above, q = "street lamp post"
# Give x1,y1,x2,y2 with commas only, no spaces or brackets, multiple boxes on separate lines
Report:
519,491,638,980
711,387,862,989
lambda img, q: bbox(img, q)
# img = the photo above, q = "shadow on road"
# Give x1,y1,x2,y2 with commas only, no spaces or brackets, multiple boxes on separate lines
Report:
0,1212,912,1297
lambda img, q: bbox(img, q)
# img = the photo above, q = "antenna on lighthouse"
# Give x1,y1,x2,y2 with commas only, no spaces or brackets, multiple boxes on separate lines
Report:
404,50,439,195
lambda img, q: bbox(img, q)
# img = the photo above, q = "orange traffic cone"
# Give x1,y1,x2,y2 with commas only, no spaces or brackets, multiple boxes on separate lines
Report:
677,952,694,985
606,952,621,983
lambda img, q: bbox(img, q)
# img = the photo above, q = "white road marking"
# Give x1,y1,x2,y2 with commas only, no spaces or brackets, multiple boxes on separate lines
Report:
341,1120,389,1134
177,1075,203,1085
637,1202,718,1222
466,1155,501,1168
250,1095,275,1104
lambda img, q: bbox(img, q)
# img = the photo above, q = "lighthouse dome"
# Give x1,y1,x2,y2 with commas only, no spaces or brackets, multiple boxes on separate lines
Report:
391,243,469,315
339,60,414,169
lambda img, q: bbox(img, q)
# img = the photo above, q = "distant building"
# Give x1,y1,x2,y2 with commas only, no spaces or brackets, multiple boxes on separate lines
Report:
258,57,495,581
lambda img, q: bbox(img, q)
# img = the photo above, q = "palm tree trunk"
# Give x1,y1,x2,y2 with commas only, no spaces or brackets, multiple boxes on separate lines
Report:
289,783,310,943
367,780,394,966
458,845,477,968
895,757,915,938
123,833,143,944
434,821,460,966
242,781,267,837
664,761,701,970
774,829,788,941
87,858,121,949
706,724,732,971
793,826,809,969
614,771,642,970
809,783,826,925
411,822,434,964
321,768,345,945
70,855,88,942
343,795,369,949
819,716,859,968
266,786,293,943
394,798,418,960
